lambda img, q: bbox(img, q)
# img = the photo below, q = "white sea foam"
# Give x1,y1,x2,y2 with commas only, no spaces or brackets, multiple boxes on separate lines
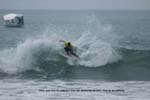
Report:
0,34,62,74
74,32,121,67
0,79,150,100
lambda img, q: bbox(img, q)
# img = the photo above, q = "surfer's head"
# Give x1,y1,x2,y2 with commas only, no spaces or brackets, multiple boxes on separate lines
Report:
68,42,71,46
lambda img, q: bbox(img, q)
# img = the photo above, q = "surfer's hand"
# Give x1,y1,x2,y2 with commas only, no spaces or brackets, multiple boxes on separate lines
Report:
59,40,64,42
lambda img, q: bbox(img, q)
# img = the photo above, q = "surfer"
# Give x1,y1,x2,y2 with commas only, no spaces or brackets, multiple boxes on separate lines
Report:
60,40,79,58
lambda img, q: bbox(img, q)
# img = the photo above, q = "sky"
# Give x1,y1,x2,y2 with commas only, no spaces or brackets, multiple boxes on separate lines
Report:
0,0,150,10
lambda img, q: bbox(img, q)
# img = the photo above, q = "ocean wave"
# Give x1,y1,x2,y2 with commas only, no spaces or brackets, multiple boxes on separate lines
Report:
0,31,121,75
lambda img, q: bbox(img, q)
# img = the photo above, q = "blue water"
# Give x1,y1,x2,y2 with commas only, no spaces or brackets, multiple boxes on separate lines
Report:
0,10,150,100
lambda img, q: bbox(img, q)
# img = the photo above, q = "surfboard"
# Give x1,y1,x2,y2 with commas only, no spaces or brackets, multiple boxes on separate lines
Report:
61,52,79,60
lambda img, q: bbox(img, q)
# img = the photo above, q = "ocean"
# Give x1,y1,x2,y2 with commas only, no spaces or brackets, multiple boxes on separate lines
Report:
0,10,150,100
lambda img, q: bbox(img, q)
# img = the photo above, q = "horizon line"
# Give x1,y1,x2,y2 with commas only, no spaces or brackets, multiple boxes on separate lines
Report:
0,8,150,11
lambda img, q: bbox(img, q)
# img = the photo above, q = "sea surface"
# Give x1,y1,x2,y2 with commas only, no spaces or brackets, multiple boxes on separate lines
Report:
0,10,150,100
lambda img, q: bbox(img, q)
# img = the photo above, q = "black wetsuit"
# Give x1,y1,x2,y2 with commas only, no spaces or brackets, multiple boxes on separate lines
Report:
64,46,78,58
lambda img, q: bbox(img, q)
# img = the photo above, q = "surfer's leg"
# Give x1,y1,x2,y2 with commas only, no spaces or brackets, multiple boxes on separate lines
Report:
68,48,79,58
64,47,70,55
71,52,79,58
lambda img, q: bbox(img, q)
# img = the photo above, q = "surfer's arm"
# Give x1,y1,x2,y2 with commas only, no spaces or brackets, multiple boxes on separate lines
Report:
59,40,68,45
59,40,65,42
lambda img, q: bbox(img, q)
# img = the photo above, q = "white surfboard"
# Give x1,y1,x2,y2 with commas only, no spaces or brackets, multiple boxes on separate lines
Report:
61,52,79,60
